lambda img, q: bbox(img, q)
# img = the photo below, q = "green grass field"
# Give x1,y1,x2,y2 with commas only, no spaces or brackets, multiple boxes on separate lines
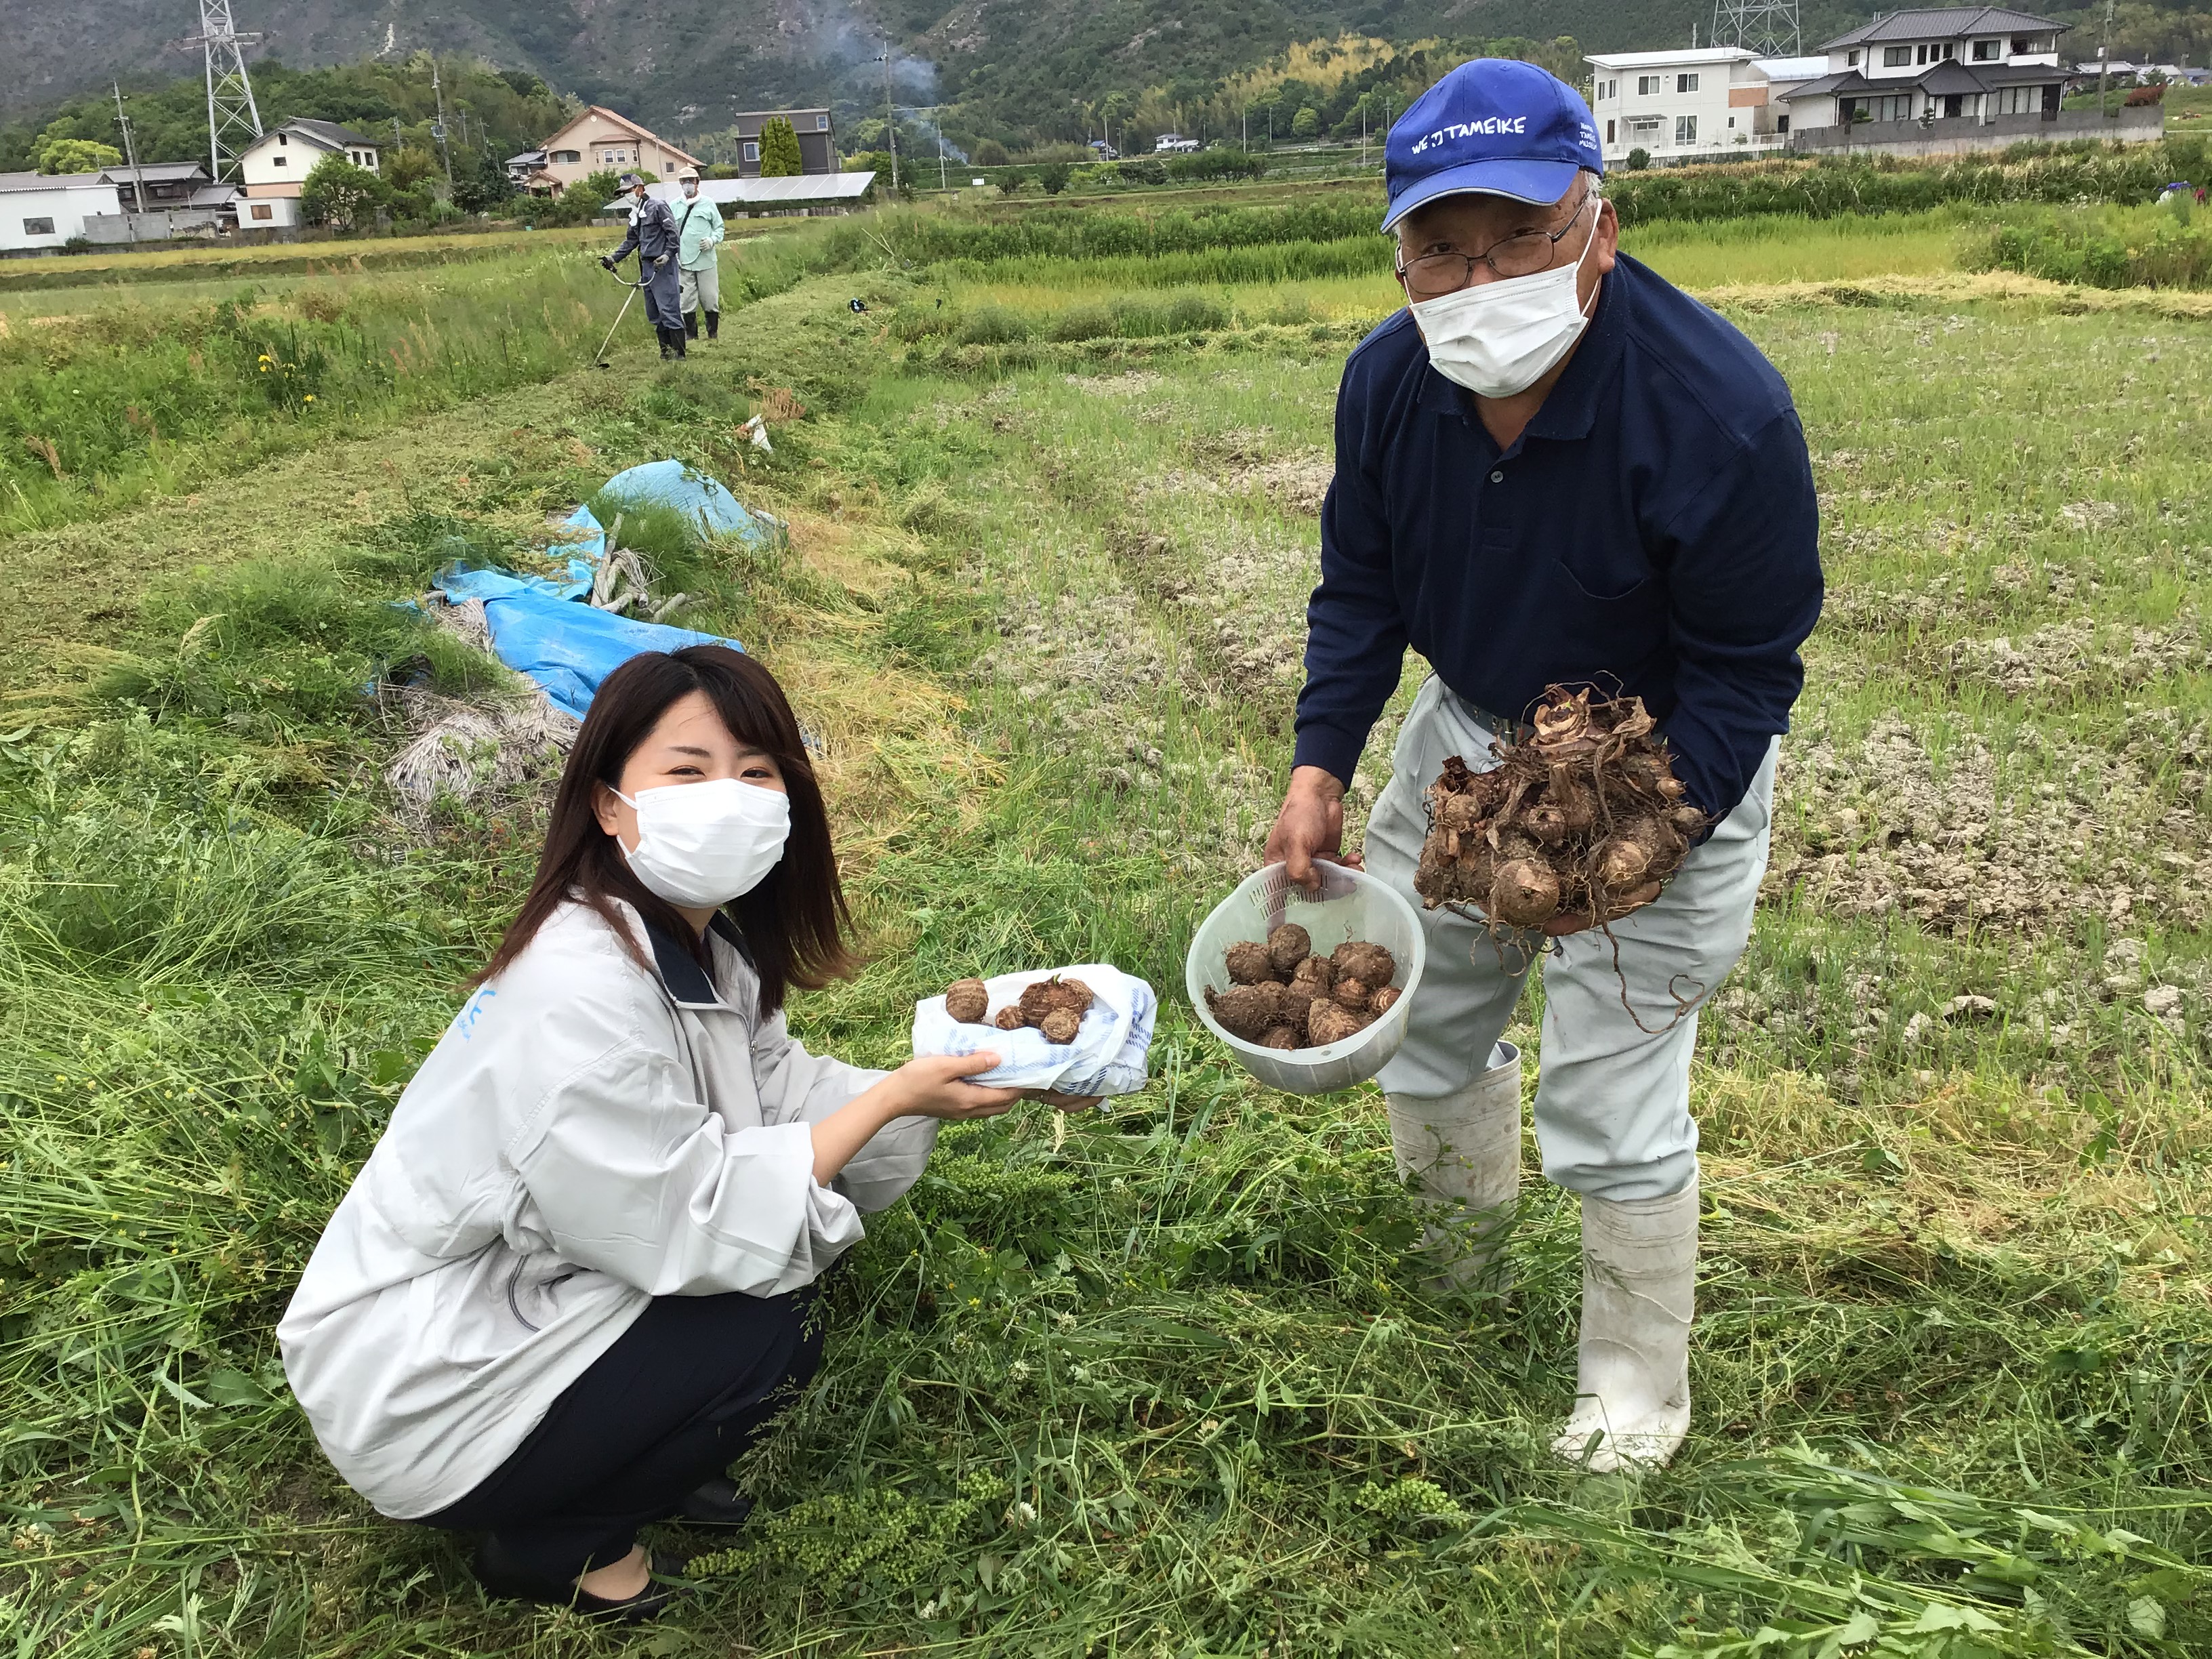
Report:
2,195,2209,1658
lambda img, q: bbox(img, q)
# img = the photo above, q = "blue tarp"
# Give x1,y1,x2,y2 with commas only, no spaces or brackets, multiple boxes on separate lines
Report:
432,461,771,718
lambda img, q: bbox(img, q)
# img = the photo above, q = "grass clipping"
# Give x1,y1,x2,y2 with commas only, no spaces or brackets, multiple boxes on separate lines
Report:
1414,686,1706,933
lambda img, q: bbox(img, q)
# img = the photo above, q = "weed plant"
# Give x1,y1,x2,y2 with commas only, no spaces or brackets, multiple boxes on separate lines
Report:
1965,199,2212,288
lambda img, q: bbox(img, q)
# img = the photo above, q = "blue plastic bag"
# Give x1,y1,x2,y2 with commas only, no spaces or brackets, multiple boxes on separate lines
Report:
424,460,772,718
432,567,743,721
591,459,782,551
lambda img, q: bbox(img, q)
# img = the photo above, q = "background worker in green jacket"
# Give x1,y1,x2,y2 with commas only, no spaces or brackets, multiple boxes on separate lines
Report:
674,168,726,343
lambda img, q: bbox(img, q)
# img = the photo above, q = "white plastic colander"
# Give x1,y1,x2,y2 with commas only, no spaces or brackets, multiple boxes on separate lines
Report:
1185,861,1427,1095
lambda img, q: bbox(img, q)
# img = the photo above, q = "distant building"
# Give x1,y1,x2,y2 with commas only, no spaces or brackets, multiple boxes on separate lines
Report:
0,170,122,255
238,121,384,228
529,107,703,197
80,160,238,244
725,111,837,177
1589,9,2161,163
1587,47,1787,164
1153,133,1200,153
1780,7,2126,152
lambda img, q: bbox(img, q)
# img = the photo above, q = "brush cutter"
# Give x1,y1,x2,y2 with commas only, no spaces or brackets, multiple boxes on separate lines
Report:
592,260,651,369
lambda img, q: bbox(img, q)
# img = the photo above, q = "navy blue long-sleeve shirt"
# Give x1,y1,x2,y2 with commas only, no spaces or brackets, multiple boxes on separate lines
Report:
1294,252,1823,820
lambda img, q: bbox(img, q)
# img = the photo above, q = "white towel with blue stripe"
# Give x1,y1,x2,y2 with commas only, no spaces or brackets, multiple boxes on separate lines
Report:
912,964,1156,1098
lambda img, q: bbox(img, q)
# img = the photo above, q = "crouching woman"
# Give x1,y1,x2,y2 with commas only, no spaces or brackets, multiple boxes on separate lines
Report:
280,645,1027,1620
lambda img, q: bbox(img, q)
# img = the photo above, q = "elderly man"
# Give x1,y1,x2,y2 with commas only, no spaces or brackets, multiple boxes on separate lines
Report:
672,167,726,343
1265,59,1822,1472
602,172,685,360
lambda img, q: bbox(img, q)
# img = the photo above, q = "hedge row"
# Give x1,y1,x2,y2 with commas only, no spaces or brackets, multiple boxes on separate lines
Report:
1603,142,2200,228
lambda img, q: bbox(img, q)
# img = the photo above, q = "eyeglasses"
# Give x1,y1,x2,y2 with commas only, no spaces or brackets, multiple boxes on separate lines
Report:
1395,190,1597,300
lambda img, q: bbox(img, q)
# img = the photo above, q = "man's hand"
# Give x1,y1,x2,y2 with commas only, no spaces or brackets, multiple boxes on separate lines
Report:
599,254,615,270
653,253,670,268
1265,765,1360,893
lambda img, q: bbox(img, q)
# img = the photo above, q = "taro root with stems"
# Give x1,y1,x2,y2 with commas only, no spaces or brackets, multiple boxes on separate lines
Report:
1414,685,1706,935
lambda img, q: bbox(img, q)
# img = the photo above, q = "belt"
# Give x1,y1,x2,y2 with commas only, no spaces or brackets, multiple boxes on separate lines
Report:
1442,684,1534,744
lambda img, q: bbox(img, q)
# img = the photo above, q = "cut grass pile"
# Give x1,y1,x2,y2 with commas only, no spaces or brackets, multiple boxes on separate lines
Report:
1,203,2209,1658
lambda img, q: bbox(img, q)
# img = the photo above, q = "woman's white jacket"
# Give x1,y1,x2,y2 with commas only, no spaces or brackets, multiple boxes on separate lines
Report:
276,899,933,1519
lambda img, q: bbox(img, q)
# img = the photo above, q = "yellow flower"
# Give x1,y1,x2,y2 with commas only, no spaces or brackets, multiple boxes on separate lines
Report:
303,394,315,403
259,363,270,372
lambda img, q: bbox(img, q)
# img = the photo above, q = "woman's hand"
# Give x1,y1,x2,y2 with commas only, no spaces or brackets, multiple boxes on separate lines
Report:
811,1054,1025,1186
887,1052,1028,1120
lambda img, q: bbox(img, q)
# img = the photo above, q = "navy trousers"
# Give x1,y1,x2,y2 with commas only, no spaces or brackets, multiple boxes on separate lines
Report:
640,260,682,332
422,1287,821,1582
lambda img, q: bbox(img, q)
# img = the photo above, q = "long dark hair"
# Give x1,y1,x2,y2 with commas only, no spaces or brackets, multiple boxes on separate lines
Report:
475,645,856,1016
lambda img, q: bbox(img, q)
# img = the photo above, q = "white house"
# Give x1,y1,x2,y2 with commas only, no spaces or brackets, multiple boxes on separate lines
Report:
1782,7,2072,137
0,171,123,256
1586,47,1786,165
237,120,383,228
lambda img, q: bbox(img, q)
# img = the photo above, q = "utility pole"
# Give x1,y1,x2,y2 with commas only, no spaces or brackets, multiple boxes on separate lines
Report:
937,108,947,190
2098,0,2115,117
431,59,453,189
112,81,149,242
882,39,899,190
188,1,264,184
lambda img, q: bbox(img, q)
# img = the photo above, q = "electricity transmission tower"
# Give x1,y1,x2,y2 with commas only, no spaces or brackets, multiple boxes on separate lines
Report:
1711,0,1801,58
188,0,265,184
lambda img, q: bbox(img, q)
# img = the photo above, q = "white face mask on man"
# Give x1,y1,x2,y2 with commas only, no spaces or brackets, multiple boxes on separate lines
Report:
615,778,791,908
1408,198,1600,400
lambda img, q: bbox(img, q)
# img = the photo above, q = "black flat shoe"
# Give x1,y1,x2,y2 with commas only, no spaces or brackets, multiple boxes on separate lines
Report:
678,1475,756,1528
472,1534,687,1623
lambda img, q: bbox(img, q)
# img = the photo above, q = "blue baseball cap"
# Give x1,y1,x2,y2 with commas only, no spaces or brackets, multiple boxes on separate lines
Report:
1382,59,1604,232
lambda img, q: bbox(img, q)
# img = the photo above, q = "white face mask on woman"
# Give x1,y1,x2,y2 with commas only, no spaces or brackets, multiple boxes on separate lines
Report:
615,779,791,907
1408,204,1599,400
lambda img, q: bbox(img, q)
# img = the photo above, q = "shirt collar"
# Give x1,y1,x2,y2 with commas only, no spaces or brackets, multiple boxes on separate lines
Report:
640,912,747,1011
1411,258,1630,443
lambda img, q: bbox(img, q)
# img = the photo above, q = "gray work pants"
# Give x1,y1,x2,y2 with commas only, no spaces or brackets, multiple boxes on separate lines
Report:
1364,676,1777,1202
679,260,720,316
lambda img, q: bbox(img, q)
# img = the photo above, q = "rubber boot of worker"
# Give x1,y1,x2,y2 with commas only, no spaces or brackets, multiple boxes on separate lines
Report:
683,309,699,340
657,327,676,361
1553,1174,1698,1474
705,310,719,341
1385,1042,1521,1292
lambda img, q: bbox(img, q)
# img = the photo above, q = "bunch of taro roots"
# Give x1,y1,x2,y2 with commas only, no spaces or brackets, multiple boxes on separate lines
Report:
1414,686,1707,933
945,976,1092,1045
1206,925,1400,1050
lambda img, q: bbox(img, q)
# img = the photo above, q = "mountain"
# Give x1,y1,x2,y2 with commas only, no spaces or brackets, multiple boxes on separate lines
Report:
3,0,2198,155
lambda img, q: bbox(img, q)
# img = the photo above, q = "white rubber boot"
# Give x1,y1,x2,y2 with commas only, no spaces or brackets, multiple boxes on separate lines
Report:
1552,1174,1698,1473
1385,1042,1521,1290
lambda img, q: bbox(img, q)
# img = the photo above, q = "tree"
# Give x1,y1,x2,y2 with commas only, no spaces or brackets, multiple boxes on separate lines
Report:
1037,161,1071,195
36,136,123,174
300,153,390,230
996,169,1025,195
1626,148,1652,171
973,138,1009,167
452,149,516,214
758,117,802,178
1290,106,1320,142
